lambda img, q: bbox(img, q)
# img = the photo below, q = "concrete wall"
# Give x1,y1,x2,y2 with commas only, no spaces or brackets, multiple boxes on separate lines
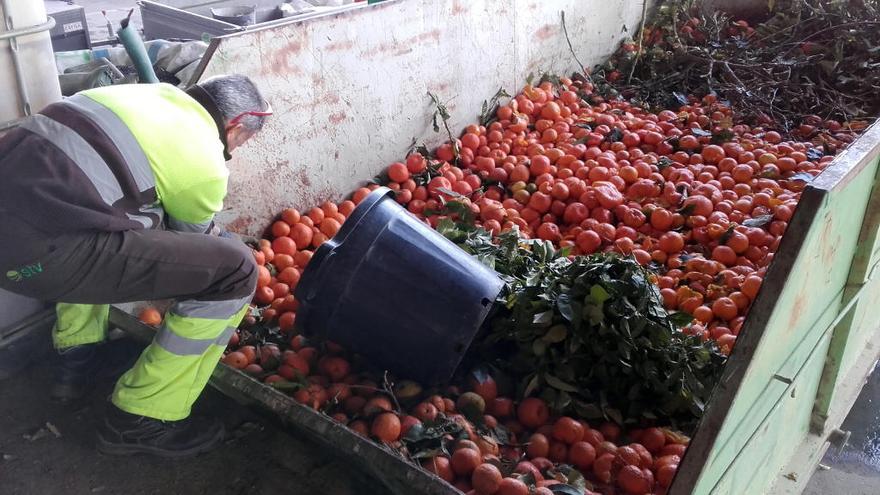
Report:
198,0,651,234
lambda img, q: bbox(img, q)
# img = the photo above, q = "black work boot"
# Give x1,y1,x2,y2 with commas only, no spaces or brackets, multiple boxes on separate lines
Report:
51,343,102,402
96,405,225,458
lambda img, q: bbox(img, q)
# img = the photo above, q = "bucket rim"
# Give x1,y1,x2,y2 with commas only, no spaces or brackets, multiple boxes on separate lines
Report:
293,187,394,330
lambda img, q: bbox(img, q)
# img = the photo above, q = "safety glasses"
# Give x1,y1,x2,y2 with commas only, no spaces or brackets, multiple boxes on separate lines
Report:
226,102,273,129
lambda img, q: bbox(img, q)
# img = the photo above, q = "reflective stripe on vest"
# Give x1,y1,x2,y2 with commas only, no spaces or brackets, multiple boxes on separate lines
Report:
171,296,251,320
167,216,213,234
66,94,156,194
22,102,163,229
20,115,125,205
155,325,236,356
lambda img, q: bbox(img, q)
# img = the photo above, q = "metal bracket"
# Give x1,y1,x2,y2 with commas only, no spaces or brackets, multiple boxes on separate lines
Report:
1,0,57,117
827,428,851,455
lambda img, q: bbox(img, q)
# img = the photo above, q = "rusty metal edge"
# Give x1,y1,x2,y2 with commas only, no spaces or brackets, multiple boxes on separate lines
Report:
210,0,400,39
106,306,461,495
185,0,403,87
669,125,880,493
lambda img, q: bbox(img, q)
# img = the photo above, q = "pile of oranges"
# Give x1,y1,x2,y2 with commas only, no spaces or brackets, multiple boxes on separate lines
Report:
221,73,842,494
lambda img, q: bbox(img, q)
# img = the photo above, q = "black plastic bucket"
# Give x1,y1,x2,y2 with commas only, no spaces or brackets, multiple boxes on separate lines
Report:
295,187,504,384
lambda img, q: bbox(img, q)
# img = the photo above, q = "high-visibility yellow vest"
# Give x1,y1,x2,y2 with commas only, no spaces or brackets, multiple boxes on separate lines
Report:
81,83,228,231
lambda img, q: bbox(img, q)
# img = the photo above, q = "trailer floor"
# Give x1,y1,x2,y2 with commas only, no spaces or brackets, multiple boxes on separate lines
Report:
0,339,380,495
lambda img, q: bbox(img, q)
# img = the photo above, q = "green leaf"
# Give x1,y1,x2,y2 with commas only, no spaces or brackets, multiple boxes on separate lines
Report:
589,285,610,304
522,374,540,398
533,310,554,326
668,311,695,328
549,484,584,495
743,215,774,228
532,339,548,356
545,374,580,393
542,325,569,343
605,407,624,425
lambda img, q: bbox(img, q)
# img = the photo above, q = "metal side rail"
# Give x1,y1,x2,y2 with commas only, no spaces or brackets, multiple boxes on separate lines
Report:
107,306,461,495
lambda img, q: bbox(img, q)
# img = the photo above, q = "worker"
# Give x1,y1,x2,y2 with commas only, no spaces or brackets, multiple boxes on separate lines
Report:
0,75,271,458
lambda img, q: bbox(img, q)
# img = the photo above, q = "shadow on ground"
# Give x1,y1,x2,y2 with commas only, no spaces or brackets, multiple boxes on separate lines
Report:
0,337,382,495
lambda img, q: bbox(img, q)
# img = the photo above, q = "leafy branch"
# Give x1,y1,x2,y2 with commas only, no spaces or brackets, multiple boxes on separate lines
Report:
427,91,460,162
441,222,726,429
479,87,511,127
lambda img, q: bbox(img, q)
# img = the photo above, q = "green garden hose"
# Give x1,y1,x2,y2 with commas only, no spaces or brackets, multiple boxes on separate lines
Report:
118,9,158,84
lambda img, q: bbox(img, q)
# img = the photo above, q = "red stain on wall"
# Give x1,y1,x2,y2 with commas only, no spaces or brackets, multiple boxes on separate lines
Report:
360,28,442,58
329,111,347,124
534,24,557,41
225,215,256,234
326,40,355,51
451,0,468,15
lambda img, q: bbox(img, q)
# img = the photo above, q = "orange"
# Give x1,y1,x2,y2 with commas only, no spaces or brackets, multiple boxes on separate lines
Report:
273,253,295,271
278,311,296,333
693,305,714,323
256,266,271,288
497,478,529,495
370,412,401,443
320,218,341,238
277,267,301,287
657,462,679,487
617,464,652,494
363,396,394,416
640,427,666,453
471,463,502,495
421,456,454,483
517,397,549,429
222,351,248,369
712,297,739,321
272,236,297,256
450,447,481,476
658,232,684,253
526,433,549,459
553,416,585,445
742,275,763,300
294,250,313,268
568,441,597,470
138,307,162,326
387,162,410,183
271,220,290,238
280,208,301,225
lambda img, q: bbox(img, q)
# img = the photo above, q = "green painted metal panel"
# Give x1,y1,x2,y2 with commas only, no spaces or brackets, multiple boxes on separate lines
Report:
712,331,831,494
696,295,840,488
692,163,872,493
813,151,880,429
671,122,880,495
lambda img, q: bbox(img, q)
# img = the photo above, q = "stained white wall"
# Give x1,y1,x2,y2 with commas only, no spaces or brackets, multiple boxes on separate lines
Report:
198,0,651,234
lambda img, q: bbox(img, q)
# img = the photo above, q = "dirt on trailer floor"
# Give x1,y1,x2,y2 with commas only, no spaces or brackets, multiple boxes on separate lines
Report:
0,337,380,495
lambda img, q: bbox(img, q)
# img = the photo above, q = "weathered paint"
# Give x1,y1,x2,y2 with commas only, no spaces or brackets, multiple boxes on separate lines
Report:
158,2,880,493
194,0,650,234
671,122,880,495
813,143,880,428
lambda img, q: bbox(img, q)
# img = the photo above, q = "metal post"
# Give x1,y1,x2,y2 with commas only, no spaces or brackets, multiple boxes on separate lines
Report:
1,0,56,117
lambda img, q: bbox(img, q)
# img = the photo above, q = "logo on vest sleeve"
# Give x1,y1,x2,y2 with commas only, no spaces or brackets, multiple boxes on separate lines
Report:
6,263,42,282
